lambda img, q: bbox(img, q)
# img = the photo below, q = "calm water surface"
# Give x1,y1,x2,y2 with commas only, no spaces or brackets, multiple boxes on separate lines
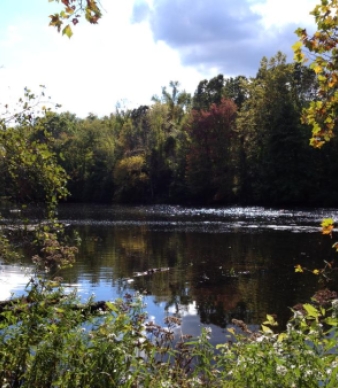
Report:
2,204,338,345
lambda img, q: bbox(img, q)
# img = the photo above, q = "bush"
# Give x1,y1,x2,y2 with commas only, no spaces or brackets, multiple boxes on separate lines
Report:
1,274,338,387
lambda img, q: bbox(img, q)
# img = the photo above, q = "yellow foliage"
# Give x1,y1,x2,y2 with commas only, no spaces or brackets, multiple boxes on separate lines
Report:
293,0,338,146
114,155,145,181
321,218,334,235
113,155,149,191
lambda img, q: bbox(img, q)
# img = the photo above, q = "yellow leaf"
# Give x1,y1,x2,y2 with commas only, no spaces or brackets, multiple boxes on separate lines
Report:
310,138,325,148
263,314,278,326
292,41,302,51
277,333,287,342
321,218,334,235
321,218,334,227
62,24,73,38
312,269,320,275
312,64,322,74
261,325,273,334
295,264,303,273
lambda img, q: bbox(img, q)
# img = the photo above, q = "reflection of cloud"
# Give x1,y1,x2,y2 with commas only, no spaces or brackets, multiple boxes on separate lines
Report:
0,265,32,300
168,301,198,316
0,265,85,301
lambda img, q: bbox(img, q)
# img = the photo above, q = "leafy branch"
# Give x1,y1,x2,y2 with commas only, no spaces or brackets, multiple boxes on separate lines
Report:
293,0,338,148
48,0,103,38
295,218,337,282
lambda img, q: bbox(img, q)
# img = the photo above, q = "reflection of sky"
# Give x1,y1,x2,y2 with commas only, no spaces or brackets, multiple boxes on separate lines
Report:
0,266,258,346
0,264,32,300
75,278,170,324
62,276,210,338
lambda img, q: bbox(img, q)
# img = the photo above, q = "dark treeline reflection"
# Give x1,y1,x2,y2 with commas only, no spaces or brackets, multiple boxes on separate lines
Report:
45,204,337,331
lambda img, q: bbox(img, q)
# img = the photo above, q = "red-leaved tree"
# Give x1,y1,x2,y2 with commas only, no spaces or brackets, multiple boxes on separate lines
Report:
185,98,238,202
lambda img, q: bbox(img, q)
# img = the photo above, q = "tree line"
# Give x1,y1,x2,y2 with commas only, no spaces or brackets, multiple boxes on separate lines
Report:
2,51,338,207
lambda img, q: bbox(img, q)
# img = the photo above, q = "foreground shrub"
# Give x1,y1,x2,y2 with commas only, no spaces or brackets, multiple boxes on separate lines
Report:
0,275,338,387
215,303,338,387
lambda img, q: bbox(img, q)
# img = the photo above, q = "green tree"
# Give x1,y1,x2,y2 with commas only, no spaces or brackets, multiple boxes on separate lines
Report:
112,106,152,202
0,88,68,214
237,53,317,204
193,74,225,110
193,75,247,110
56,114,119,202
152,81,191,128
224,76,248,109
149,82,191,201
146,102,173,200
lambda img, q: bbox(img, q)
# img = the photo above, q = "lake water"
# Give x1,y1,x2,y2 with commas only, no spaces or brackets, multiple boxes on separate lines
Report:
2,204,338,345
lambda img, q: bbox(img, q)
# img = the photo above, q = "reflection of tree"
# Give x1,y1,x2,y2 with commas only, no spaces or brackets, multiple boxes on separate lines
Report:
193,282,243,328
71,225,192,301
73,226,271,327
197,296,229,328
53,212,329,330
161,281,193,317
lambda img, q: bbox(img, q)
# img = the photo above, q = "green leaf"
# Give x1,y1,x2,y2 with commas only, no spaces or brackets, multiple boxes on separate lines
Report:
324,317,338,326
106,301,118,312
303,303,320,318
216,343,227,349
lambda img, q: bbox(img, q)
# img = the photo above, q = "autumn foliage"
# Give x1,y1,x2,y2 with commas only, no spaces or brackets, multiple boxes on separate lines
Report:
293,0,338,147
185,98,237,201
49,0,102,38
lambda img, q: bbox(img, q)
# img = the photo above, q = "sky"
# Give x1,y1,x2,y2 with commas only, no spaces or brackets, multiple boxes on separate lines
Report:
0,0,319,118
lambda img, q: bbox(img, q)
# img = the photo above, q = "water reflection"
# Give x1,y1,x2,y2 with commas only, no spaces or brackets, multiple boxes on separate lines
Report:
4,204,338,344
0,264,33,300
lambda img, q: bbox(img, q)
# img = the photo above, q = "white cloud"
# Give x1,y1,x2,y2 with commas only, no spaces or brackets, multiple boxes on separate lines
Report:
0,0,207,117
251,0,318,29
0,0,320,118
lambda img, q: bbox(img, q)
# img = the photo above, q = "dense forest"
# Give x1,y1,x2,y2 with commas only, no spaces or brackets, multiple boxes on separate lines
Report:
2,51,338,207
